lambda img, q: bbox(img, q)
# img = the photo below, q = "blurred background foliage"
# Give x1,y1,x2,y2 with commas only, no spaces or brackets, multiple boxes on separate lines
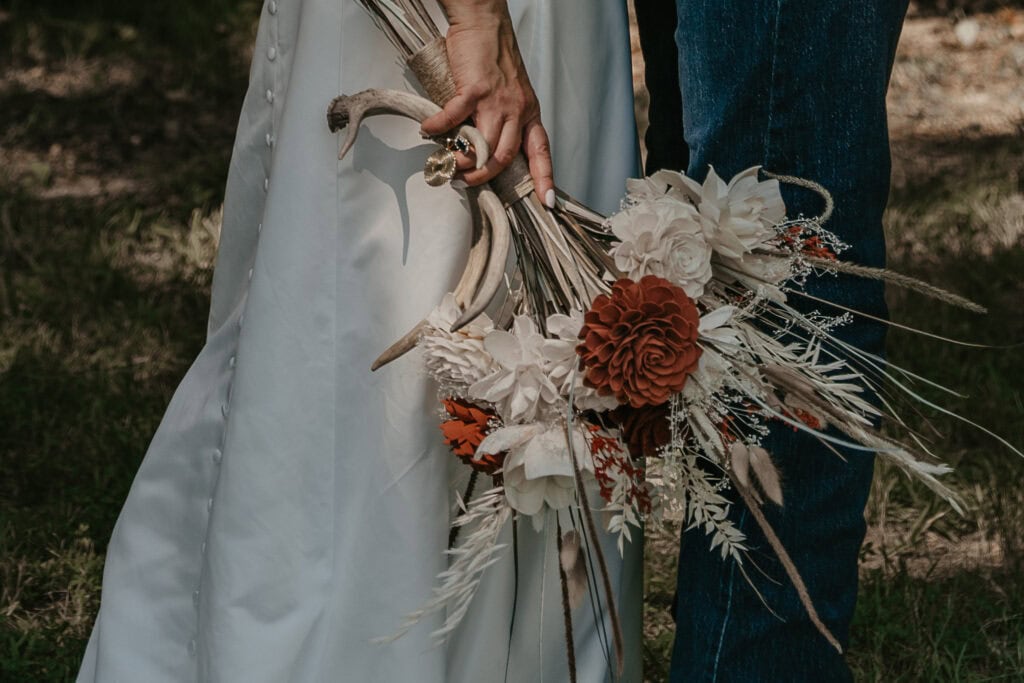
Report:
1,0,1023,681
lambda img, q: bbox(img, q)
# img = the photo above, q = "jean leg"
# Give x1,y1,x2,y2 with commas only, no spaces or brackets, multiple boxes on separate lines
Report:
669,1,909,680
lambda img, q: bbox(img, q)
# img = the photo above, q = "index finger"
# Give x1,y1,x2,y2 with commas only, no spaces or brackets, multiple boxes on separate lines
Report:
421,93,485,169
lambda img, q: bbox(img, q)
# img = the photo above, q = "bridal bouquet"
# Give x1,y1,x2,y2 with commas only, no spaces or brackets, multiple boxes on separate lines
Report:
327,0,1017,677
391,166,981,657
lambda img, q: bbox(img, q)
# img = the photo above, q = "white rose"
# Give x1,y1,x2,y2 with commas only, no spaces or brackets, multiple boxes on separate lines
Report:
608,196,713,299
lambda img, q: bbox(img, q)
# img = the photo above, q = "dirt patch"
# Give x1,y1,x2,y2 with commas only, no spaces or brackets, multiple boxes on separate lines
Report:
889,10,1024,186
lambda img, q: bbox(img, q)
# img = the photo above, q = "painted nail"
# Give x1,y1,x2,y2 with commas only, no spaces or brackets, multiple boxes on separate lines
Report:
451,179,468,190
544,188,556,209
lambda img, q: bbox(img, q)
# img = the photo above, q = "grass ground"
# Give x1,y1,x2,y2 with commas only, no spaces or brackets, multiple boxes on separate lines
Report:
2,3,1022,681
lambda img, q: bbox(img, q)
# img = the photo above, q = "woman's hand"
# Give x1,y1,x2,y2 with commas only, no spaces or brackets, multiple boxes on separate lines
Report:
421,0,555,207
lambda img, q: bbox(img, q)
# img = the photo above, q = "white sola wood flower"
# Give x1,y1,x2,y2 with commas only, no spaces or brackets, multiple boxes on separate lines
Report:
623,169,693,203
682,166,785,259
475,422,592,518
609,187,713,299
468,315,562,424
422,294,498,388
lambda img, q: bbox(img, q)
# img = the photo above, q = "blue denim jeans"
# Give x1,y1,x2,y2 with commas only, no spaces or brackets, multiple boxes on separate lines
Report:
669,1,908,680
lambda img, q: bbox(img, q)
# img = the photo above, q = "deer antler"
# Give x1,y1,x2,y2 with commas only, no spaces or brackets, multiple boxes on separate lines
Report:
328,88,488,166
328,88,512,370
451,187,509,331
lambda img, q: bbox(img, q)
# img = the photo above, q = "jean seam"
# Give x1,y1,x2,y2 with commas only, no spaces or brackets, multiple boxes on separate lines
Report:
762,0,785,170
709,508,745,681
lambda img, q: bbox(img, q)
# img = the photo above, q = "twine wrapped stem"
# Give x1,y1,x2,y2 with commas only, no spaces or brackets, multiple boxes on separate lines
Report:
410,38,535,205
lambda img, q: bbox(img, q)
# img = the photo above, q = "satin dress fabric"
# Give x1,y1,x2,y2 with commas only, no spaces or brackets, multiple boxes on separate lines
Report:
77,1,641,681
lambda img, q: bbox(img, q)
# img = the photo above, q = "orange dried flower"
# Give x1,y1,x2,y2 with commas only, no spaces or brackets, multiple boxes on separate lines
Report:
440,398,505,474
576,275,703,408
788,407,823,431
801,235,836,260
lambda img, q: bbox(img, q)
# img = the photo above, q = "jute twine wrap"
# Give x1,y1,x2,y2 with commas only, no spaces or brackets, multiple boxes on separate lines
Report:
410,37,535,205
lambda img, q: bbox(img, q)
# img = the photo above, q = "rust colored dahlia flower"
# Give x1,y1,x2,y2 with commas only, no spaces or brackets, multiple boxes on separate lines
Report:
577,275,702,408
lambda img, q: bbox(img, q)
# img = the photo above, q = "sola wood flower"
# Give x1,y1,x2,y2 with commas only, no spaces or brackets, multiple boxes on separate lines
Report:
577,275,703,408
628,166,785,258
476,423,592,518
543,312,622,413
685,166,785,259
469,316,562,424
440,398,505,475
607,197,713,299
422,294,498,388
610,403,673,459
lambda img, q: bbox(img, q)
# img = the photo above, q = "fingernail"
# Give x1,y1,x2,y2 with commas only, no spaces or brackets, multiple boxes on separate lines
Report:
544,189,556,209
451,179,468,190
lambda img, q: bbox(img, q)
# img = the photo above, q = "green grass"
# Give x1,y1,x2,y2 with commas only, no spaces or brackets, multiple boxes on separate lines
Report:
852,570,1024,681
848,149,1024,680
0,3,251,679
2,3,1023,682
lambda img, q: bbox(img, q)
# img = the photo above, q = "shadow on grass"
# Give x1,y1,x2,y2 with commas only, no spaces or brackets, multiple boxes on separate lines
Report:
0,192,218,681
850,136,1024,681
851,569,1024,680
0,4,253,676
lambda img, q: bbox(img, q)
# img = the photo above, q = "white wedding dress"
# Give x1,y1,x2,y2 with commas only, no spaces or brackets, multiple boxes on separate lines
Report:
78,1,641,681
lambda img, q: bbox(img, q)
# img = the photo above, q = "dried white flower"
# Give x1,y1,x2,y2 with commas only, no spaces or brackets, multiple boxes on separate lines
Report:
422,294,499,388
468,315,561,424
476,422,593,517
544,312,620,412
607,196,713,298
682,166,785,259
